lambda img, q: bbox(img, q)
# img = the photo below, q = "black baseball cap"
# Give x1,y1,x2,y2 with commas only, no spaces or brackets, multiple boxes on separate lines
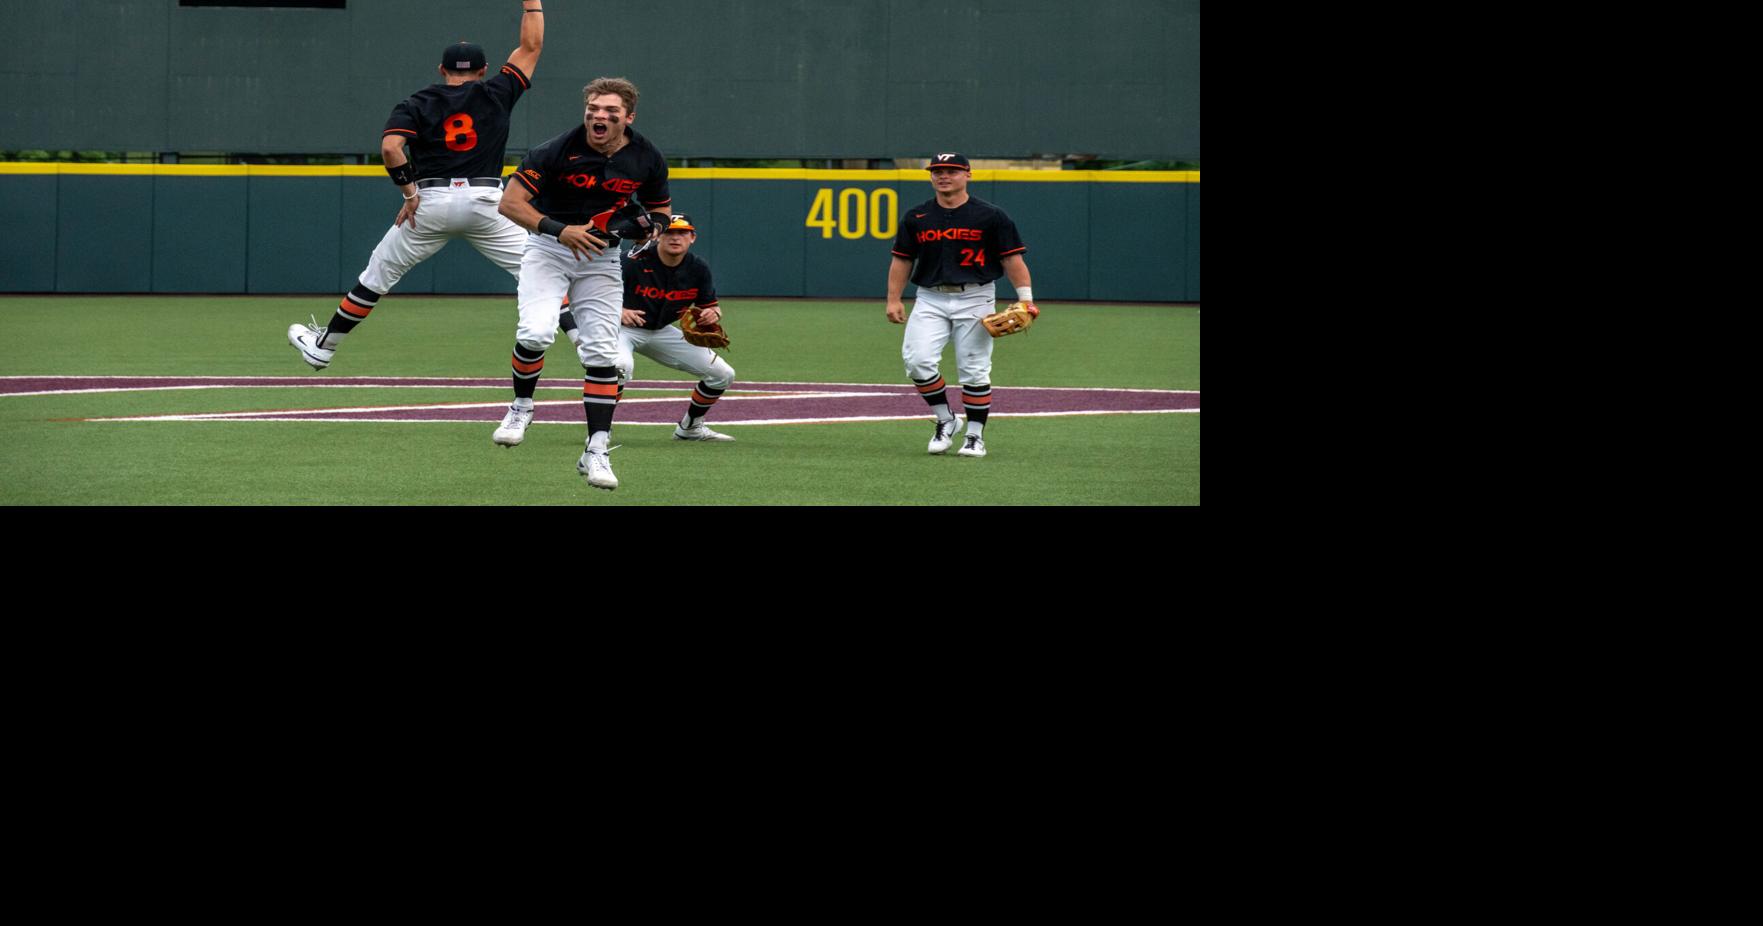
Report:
441,42,487,71
926,152,971,172
663,214,697,232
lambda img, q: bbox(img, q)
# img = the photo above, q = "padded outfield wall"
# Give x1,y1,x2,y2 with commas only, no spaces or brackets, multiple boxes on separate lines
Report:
0,165,1200,301
0,0,1199,161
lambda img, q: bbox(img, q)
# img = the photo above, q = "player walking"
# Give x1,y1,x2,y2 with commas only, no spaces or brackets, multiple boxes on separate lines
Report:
885,153,1038,458
287,2,544,370
495,77,673,491
560,214,737,441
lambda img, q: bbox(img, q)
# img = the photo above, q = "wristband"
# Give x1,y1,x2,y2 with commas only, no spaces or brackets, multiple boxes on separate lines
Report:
402,192,417,201
538,217,566,239
1016,287,1033,302
385,163,414,186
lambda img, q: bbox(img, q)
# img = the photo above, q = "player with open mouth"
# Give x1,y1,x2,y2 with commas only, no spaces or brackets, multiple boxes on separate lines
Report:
495,77,674,491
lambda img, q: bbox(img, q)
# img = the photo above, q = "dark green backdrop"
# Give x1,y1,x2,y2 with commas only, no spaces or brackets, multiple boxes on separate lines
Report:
0,170,1199,301
0,0,1200,160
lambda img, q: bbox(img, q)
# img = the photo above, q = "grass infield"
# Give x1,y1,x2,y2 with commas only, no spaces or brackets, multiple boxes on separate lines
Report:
0,296,1199,505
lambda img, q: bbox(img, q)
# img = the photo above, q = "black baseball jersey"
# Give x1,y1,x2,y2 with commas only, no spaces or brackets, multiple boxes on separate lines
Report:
623,249,718,330
510,125,672,227
382,64,530,180
890,196,1027,287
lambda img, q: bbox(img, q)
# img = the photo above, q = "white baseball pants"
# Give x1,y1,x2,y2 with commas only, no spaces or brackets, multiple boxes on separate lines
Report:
516,235,623,367
358,182,525,293
902,282,997,385
615,325,735,386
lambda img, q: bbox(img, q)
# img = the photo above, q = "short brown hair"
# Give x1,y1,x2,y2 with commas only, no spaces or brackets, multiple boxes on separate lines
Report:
582,77,639,113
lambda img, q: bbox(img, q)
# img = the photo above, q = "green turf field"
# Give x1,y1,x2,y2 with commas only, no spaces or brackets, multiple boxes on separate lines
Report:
0,296,1199,505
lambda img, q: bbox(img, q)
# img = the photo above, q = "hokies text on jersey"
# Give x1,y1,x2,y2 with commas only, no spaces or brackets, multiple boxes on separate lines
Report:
561,174,642,193
916,227,984,243
634,286,700,302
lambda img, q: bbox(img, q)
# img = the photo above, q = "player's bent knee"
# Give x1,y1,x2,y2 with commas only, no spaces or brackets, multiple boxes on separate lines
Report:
515,315,559,349
904,357,941,381
581,347,619,368
703,357,736,389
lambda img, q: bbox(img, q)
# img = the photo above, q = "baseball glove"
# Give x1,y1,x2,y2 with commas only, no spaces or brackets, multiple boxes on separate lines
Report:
680,309,730,350
590,204,668,244
982,301,1039,337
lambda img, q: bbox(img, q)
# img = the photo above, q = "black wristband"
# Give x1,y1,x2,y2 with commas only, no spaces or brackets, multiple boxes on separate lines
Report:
385,163,414,186
645,211,670,230
538,217,566,239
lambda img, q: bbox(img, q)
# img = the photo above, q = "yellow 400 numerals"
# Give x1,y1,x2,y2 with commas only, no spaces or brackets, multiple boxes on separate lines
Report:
806,188,898,240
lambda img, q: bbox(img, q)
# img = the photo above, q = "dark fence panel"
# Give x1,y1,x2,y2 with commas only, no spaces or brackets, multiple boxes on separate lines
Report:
0,0,1199,160
0,167,1198,302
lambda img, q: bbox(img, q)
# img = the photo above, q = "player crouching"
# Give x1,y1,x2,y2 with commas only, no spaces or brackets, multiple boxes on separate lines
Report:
560,214,738,442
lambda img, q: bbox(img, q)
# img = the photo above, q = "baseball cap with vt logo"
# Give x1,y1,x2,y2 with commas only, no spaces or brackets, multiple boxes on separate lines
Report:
926,152,971,171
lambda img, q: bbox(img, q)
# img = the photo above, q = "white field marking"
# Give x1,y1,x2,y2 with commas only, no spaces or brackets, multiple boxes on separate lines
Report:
688,380,1201,395
90,409,1199,425
80,391,906,422
3,382,895,399
0,375,501,380
3,375,1196,397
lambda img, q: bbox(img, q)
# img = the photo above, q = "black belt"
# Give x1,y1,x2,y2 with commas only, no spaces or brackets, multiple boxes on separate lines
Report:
416,177,503,189
928,282,987,293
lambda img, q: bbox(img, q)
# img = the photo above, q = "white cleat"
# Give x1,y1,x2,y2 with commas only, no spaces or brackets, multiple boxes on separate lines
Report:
928,417,962,454
957,435,987,458
287,318,335,370
578,450,618,490
492,404,535,447
674,424,736,442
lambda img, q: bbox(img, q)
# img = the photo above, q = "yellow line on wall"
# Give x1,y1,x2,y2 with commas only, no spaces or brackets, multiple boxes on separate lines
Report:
0,163,1198,183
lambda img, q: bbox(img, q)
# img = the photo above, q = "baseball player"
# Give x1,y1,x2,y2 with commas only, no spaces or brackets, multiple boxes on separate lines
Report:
885,152,1038,458
559,214,737,441
495,77,673,491
288,2,544,370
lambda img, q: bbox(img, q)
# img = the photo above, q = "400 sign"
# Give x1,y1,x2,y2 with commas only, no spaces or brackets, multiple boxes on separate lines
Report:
805,188,898,240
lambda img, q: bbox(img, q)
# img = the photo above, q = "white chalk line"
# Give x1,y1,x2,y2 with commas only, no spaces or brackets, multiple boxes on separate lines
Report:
3,375,1198,398
82,391,905,422
91,409,1198,425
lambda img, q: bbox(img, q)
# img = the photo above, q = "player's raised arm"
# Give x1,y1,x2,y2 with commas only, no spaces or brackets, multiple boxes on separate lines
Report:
508,2,544,78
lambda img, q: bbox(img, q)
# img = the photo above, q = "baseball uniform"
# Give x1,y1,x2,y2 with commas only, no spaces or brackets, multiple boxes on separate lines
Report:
500,117,672,487
612,229,737,440
505,123,672,369
289,36,535,371
891,189,1028,454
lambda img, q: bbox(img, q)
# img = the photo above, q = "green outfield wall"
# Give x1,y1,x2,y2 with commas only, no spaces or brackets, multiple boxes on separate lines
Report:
0,165,1199,301
0,0,1200,161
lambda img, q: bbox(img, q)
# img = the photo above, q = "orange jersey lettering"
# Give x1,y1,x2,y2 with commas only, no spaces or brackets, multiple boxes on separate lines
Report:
635,286,700,302
916,227,983,243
